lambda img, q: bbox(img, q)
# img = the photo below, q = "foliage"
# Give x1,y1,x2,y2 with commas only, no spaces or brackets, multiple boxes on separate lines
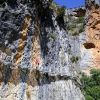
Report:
81,69,100,100
76,17,84,23
49,2,57,10
70,56,79,63
48,33,56,40
72,32,79,36
85,95,94,100
79,25,84,33
67,24,76,30
67,23,84,36
56,6,66,16
67,15,85,36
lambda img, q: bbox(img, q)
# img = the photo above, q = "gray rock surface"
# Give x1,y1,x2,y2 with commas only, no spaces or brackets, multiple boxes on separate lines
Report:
0,0,85,100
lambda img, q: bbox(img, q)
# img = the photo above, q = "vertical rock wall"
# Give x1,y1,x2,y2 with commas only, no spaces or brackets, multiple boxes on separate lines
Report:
0,0,84,100
83,0,100,69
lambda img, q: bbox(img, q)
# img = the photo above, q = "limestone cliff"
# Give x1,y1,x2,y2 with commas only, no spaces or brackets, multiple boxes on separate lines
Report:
75,0,100,74
1,0,99,100
64,0,100,75
0,0,84,100
84,0,100,69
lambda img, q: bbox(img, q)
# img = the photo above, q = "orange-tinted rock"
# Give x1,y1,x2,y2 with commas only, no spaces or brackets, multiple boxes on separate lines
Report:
85,3,100,69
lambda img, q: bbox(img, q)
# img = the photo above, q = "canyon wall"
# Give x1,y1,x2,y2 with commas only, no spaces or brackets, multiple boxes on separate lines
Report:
0,0,100,99
0,0,84,100
66,0,100,74
76,0,100,74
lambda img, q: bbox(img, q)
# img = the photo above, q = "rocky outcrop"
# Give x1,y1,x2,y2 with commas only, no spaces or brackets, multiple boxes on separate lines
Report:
0,0,84,100
83,0,100,70
66,0,100,73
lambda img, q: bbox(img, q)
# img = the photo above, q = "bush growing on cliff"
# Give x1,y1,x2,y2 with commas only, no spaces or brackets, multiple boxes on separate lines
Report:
79,26,84,33
48,33,56,40
70,56,79,63
67,24,76,30
56,6,66,30
56,6,66,16
77,16,84,23
81,69,100,100
85,95,94,100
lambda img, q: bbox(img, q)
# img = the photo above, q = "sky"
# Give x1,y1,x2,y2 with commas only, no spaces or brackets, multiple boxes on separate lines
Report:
54,0,85,8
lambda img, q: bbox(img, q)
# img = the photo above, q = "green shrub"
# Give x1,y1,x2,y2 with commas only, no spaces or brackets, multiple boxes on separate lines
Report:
50,2,57,10
79,24,84,33
72,32,79,36
77,17,84,23
79,27,84,33
81,69,100,100
70,56,79,63
67,24,76,30
56,6,65,16
67,14,85,36
90,69,100,85
85,95,94,100
48,33,56,40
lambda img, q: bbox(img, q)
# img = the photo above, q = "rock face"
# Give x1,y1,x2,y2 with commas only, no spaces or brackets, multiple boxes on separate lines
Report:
66,0,100,74
83,0,100,70
0,0,85,100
